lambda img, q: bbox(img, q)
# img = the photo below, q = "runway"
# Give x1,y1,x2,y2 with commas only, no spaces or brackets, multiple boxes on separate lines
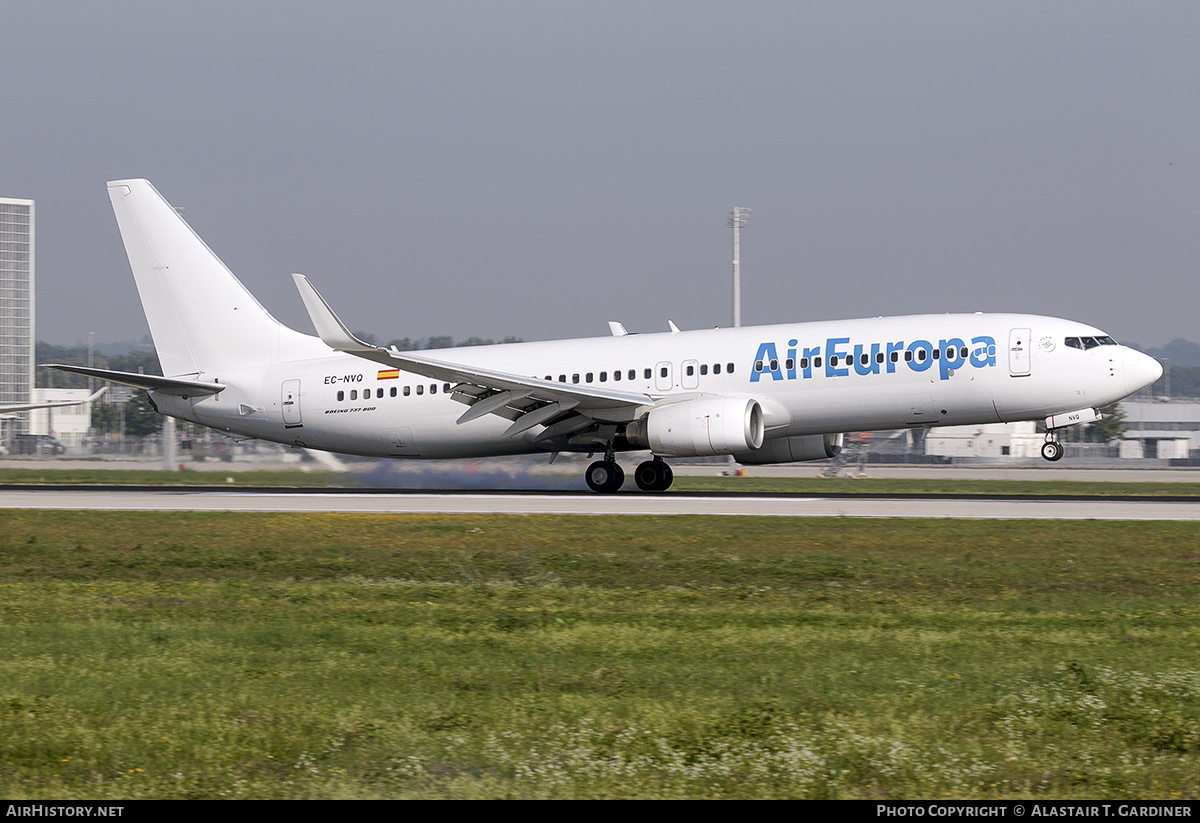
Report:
2,487,1200,520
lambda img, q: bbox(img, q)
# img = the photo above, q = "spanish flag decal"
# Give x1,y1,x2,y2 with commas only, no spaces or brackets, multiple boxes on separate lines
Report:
377,369,400,380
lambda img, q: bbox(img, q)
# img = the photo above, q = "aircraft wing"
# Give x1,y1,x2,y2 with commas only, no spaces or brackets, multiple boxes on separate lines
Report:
0,387,107,414
293,274,653,437
43,365,226,397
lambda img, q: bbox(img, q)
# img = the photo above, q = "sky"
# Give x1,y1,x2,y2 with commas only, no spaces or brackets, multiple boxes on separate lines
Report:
4,1,1199,350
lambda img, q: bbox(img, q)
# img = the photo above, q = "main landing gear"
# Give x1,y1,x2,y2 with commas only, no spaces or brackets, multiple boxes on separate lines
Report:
633,457,673,492
585,459,625,493
1041,434,1065,462
584,450,674,494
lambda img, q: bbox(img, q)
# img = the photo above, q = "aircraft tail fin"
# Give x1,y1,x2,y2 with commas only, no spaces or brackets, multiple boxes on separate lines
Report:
106,179,320,377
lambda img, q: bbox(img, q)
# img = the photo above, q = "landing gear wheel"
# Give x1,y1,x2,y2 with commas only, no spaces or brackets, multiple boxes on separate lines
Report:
1041,441,1064,462
634,459,674,492
585,460,625,493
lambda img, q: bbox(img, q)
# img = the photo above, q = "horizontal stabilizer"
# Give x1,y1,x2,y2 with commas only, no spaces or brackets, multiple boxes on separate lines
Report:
0,387,107,414
43,365,225,397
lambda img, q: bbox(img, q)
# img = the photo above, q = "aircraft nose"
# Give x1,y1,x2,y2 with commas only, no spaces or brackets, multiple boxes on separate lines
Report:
1124,349,1163,395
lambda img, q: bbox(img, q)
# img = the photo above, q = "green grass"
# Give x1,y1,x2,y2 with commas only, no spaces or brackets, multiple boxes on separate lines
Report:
4,465,1200,497
1,512,1198,798
672,474,1200,497
0,468,355,487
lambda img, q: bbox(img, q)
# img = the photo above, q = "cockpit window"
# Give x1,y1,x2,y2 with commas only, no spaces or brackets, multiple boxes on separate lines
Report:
1066,335,1118,350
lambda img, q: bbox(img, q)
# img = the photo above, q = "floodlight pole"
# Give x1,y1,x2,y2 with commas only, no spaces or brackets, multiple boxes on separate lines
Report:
728,207,751,327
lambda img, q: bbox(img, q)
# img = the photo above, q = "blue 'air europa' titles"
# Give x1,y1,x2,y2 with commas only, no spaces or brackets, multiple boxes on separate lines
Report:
749,335,999,383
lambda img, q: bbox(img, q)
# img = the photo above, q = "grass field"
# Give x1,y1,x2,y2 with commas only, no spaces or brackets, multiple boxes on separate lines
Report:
1,511,1198,799
3,465,1200,497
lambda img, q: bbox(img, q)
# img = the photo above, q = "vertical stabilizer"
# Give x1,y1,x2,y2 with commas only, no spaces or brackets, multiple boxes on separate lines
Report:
107,179,309,376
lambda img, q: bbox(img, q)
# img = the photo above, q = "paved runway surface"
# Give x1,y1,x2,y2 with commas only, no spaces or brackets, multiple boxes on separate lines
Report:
3,488,1200,520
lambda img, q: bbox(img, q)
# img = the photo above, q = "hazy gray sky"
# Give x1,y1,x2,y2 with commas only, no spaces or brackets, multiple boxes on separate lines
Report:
4,1,1198,349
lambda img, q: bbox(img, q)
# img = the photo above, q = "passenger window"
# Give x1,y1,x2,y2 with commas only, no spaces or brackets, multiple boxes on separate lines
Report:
660,367,668,378
444,383,451,392
933,349,940,360
559,374,566,382
586,372,593,383
755,360,764,372
644,368,651,380
727,363,734,373
812,357,820,369
959,347,968,359
403,386,411,396
891,351,899,362
572,374,580,384
600,371,607,382
714,363,722,374
800,358,808,370
784,359,793,371
337,390,344,401
830,355,839,367
416,385,424,395
350,390,358,400
430,384,437,394
613,370,621,381
377,388,384,398
876,352,884,364
860,353,868,366
700,364,708,375
917,350,926,362
686,365,694,376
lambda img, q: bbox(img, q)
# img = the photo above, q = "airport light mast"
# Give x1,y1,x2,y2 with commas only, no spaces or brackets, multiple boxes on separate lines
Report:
728,207,751,327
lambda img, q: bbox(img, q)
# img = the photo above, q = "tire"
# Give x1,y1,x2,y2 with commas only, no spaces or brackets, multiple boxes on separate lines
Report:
586,460,625,493
634,460,673,492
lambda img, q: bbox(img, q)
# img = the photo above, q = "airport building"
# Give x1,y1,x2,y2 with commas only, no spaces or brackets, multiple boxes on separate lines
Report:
1118,400,1200,460
0,196,34,435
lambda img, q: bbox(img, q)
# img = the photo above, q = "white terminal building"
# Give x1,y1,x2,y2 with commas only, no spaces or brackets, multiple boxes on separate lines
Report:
924,399,1200,462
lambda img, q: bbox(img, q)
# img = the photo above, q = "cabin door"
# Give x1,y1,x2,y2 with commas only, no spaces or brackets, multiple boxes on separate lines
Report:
1008,328,1031,376
282,379,303,427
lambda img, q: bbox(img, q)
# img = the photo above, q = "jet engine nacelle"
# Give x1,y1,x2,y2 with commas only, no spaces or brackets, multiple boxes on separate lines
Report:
734,432,844,465
626,396,765,457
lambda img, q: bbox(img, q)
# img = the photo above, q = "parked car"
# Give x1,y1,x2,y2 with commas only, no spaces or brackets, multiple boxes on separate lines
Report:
9,434,67,455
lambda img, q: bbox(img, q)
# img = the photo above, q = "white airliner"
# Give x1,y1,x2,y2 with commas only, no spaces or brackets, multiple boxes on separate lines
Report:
48,179,1162,492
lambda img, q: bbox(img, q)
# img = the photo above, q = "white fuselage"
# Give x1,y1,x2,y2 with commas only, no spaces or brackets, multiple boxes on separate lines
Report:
149,312,1158,459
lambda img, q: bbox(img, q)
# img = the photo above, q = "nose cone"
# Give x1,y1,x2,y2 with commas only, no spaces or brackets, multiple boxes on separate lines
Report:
1124,349,1163,395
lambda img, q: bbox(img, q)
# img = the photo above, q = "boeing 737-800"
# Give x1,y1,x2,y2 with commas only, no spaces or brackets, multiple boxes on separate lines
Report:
49,180,1163,492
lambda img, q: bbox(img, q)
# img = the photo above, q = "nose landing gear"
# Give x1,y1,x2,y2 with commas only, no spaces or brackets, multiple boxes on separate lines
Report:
1041,436,1064,462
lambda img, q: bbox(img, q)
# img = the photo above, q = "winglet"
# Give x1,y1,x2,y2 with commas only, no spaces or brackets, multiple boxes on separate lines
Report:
668,320,681,334
608,321,629,337
292,273,382,355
